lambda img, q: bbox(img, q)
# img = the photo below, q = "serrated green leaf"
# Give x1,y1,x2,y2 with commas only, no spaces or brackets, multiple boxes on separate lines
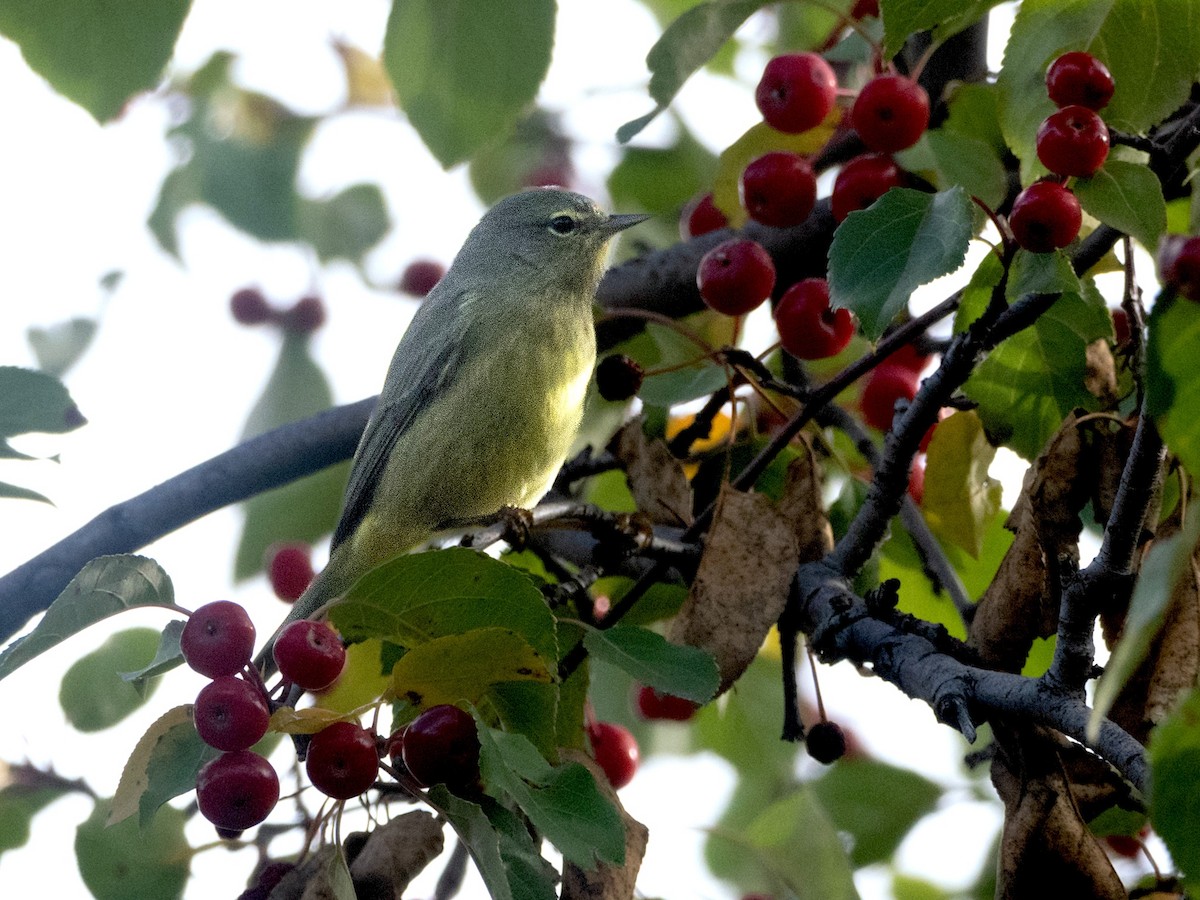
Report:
329,548,558,664
0,556,175,682
119,620,185,695
384,0,555,167
1145,294,1200,475
59,628,161,732
811,758,943,866
235,333,346,579
1149,685,1200,894
963,270,1112,460
477,723,625,869
922,411,1003,559
109,705,220,829
743,787,859,900
0,0,190,122
484,801,560,900
0,366,86,456
881,0,990,58
1091,505,1200,736
924,129,1008,211
27,317,97,378
1074,160,1167,252
582,624,718,703
829,187,974,339
617,0,773,143
390,627,552,710
0,783,69,860
77,799,190,900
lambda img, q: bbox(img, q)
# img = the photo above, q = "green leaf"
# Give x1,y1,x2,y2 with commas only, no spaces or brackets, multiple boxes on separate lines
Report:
297,184,389,269
1144,295,1200,476
1074,160,1167,252
617,0,773,143
1091,505,1200,736
477,723,625,869
59,628,161,732
0,783,69,860
390,627,553,709
962,259,1112,460
608,127,717,220
384,0,555,167
0,556,175,682
743,787,859,899
1149,684,1200,895
432,787,557,900
0,481,51,504
828,187,974,340
76,799,190,900
922,411,1003,559
611,317,733,408
119,620,185,695
110,705,221,829
329,548,558,664
27,317,97,378
998,0,1200,171
582,624,718,703
923,129,1008,212
235,333,347,579
811,758,943,866
881,0,994,58
0,366,86,456
0,0,190,122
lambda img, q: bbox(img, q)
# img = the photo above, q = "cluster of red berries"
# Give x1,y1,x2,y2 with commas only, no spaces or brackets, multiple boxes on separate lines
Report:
1009,52,1114,253
230,287,326,335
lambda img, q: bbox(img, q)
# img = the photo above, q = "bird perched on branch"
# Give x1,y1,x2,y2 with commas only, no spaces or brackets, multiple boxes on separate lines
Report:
257,188,647,674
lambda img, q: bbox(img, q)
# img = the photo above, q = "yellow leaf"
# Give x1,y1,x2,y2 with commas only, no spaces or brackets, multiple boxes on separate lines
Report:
390,627,552,710
109,705,193,826
923,410,1004,558
310,639,391,714
269,706,347,735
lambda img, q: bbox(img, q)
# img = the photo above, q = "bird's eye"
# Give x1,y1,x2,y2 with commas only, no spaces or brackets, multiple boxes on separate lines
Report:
549,215,578,235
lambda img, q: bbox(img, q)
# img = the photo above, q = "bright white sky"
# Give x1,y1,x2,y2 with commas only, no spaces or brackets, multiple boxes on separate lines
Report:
2,2,1150,898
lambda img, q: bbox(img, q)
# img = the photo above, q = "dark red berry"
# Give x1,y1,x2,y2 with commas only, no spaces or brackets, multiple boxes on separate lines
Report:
851,75,930,153
1035,105,1109,177
588,721,639,789
1009,181,1082,253
305,721,379,800
885,343,930,374
861,364,920,431
399,260,445,297
806,720,847,763
1046,52,1114,111
774,278,855,360
635,685,699,721
831,153,905,222
755,53,838,134
596,354,644,402
266,542,314,603
402,705,481,791
272,620,346,691
850,0,879,17
181,601,256,679
740,151,817,227
680,193,728,239
1158,235,1200,302
1110,307,1130,345
280,296,326,335
194,675,271,751
697,238,776,316
196,750,279,830
231,288,272,325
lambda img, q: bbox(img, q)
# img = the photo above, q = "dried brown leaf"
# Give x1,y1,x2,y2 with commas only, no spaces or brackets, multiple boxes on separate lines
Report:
1084,339,1119,405
668,483,799,693
560,750,648,900
778,440,834,561
609,417,693,526
348,811,444,899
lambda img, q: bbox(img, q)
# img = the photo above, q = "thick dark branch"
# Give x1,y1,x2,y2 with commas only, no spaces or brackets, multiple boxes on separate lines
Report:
0,399,374,643
793,564,1148,793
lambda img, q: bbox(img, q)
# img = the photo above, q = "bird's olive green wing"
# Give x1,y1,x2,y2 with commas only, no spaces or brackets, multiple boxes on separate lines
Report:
329,289,470,551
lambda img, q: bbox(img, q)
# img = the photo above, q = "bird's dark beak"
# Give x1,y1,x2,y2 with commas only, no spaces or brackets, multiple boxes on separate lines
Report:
601,212,651,234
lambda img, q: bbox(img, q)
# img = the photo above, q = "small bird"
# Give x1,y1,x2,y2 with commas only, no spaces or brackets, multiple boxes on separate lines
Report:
258,189,647,673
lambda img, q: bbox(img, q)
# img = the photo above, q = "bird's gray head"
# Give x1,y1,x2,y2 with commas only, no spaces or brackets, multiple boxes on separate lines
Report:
452,188,648,294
